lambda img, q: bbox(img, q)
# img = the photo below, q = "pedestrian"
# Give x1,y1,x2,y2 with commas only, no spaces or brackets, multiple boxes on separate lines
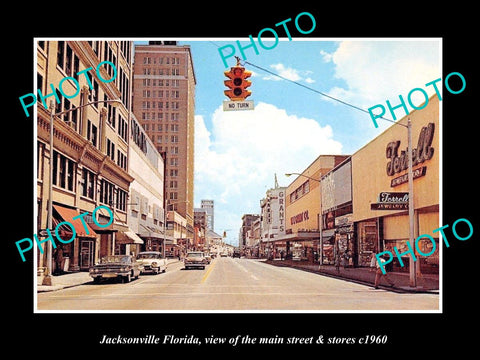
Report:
369,252,377,272
374,255,395,289
54,246,64,275
334,251,340,272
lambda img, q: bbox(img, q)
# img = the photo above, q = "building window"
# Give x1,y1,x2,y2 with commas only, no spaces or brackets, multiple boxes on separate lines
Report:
37,142,45,180
106,138,115,161
117,189,127,212
117,150,127,170
87,120,98,147
81,168,96,200
289,180,310,203
118,115,128,141
99,179,115,207
52,151,75,192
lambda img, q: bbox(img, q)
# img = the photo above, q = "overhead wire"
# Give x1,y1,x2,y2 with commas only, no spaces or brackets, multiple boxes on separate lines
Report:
209,40,396,125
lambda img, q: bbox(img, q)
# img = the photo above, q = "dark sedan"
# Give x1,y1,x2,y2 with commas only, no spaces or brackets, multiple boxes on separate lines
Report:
89,255,142,283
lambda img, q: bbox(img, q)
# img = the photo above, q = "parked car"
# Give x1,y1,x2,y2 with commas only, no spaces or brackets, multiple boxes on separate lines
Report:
204,253,212,264
136,251,168,274
184,251,207,270
233,249,241,258
220,252,228,257
89,255,142,283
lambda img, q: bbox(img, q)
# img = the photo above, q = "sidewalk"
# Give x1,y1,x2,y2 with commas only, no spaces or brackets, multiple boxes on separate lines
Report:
37,258,181,292
264,259,439,293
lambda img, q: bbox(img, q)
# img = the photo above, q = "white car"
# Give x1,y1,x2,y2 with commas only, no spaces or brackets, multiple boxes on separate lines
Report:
184,251,207,270
136,251,168,274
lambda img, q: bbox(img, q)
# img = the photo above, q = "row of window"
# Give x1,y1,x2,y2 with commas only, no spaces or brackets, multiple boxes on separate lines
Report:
142,56,181,65
141,112,180,121
149,135,179,143
51,41,131,110
141,68,181,76
38,145,128,212
105,139,127,170
141,101,180,109
290,180,310,203
142,90,180,98
141,79,181,87
143,124,179,132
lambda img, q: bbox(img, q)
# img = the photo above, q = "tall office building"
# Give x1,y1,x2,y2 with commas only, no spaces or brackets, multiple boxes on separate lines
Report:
201,199,214,230
133,41,196,239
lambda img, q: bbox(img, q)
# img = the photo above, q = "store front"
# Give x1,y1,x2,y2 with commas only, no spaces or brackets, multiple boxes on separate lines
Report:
319,158,354,266
352,94,440,275
52,204,97,272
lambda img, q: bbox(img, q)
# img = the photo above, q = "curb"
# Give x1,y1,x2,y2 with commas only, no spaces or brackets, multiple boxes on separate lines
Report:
265,261,439,294
37,258,183,293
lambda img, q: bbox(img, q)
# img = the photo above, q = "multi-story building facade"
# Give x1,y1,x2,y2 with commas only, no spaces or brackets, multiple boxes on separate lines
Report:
128,113,166,255
201,199,214,230
36,40,134,272
239,214,260,247
272,155,349,261
133,41,196,243
259,185,286,258
194,208,207,251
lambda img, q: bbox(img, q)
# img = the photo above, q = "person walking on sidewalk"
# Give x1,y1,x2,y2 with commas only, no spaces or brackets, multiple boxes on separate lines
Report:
369,252,377,272
374,255,395,289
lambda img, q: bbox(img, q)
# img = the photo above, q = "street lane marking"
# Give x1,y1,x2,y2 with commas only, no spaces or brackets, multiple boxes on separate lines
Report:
201,261,216,284
231,259,259,280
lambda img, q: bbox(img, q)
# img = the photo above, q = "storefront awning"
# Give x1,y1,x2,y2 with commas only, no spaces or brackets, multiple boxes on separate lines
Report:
116,230,144,244
53,205,96,238
321,229,335,239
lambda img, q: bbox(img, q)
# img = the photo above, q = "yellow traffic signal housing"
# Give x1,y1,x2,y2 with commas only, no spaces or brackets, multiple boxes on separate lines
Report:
224,66,252,101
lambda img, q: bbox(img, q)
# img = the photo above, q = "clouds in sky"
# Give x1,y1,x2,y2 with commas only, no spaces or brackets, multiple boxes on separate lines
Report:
195,102,342,236
263,63,315,83
322,40,441,111
194,39,441,242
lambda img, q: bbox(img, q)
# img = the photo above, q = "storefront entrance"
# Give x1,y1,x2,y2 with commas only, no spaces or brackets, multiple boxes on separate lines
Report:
79,239,95,270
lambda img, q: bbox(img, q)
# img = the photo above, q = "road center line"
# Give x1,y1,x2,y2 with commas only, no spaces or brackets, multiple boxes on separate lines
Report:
201,260,216,284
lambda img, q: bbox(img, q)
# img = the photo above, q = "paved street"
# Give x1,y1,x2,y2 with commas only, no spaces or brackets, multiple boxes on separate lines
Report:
37,257,439,311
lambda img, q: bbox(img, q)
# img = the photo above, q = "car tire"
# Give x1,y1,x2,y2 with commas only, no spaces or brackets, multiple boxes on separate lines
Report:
123,273,131,283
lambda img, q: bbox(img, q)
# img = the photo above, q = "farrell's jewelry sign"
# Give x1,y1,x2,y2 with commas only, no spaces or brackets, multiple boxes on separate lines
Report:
386,122,435,187
371,191,409,210
378,192,409,203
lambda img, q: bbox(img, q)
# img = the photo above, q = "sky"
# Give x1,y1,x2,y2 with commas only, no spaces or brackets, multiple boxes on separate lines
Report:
157,38,441,246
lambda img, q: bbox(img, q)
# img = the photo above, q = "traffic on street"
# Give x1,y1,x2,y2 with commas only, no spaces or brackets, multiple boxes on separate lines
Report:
37,256,438,311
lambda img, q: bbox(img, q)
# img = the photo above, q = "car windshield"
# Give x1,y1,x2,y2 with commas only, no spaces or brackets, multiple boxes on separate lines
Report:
100,255,131,264
187,252,203,257
137,253,161,259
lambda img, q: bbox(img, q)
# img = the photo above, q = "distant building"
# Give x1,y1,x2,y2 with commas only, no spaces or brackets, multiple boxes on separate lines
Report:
201,199,214,230
239,214,260,247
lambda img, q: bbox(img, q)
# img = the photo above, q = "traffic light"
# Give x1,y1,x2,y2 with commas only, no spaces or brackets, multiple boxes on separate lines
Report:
224,65,252,101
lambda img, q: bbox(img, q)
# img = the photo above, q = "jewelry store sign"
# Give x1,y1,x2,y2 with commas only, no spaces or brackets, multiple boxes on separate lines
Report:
371,192,409,210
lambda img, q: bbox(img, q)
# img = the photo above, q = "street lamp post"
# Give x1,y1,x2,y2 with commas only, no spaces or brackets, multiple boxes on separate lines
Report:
407,118,416,288
42,98,122,286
